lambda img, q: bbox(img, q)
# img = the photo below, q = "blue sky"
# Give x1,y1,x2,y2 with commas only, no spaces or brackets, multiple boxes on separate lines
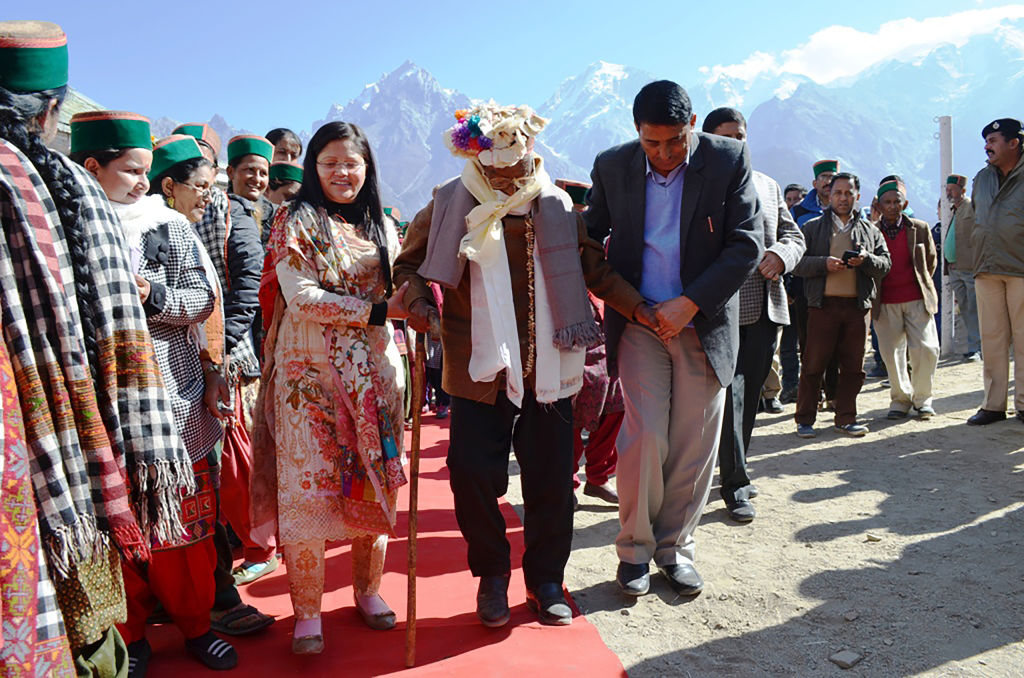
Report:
29,0,1022,133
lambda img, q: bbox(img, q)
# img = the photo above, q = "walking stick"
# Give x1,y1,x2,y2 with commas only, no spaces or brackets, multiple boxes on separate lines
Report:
405,328,427,668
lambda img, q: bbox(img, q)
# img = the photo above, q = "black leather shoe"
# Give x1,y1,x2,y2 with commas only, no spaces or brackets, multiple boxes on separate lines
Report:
967,409,1006,426
476,573,511,627
779,387,798,404
725,498,756,523
658,563,704,596
615,561,650,596
526,583,572,626
765,397,784,413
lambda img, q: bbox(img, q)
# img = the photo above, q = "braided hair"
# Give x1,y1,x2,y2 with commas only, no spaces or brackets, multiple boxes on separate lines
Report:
0,84,104,390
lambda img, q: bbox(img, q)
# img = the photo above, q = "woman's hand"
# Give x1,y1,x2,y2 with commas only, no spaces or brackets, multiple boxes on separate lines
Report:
386,281,410,320
134,274,151,303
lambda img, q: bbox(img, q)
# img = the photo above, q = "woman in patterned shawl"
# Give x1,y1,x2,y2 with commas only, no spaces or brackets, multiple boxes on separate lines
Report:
73,126,239,674
0,20,197,677
256,121,408,655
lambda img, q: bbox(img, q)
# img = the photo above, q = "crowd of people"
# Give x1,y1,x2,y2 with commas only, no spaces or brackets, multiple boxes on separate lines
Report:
1,18,1022,678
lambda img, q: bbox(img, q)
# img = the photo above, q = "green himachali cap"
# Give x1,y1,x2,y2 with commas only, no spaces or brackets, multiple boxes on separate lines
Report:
174,122,222,155
70,111,152,154
227,135,273,165
947,174,967,186
149,135,203,181
269,161,303,183
0,20,68,93
876,180,904,200
813,159,839,177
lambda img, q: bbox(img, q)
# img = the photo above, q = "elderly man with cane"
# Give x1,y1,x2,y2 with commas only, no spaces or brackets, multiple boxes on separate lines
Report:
396,102,650,627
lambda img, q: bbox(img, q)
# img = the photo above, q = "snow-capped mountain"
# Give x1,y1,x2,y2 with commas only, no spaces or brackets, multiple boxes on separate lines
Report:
134,16,1024,217
306,60,471,216
537,61,657,176
747,19,1024,212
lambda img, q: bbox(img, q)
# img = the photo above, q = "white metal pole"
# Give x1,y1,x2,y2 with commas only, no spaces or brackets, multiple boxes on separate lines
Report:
937,115,954,357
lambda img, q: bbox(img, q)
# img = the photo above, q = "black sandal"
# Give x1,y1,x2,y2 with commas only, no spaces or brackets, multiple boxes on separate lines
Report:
209,602,275,636
185,631,238,671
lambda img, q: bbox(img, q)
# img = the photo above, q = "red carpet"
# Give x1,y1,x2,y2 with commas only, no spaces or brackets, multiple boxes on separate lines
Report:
146,417,626,677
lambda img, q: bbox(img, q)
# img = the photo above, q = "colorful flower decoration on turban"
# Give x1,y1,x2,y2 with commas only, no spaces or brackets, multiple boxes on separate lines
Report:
443,102,549,167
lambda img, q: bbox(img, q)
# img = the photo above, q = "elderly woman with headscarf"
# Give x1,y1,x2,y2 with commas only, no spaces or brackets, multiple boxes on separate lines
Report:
394,102,652,628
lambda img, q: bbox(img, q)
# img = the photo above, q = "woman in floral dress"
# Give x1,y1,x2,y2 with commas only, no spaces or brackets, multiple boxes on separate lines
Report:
258,121,408,655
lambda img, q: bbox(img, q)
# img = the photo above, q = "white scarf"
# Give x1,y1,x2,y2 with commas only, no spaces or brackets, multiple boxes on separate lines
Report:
459,158,585,406
114,195,223,352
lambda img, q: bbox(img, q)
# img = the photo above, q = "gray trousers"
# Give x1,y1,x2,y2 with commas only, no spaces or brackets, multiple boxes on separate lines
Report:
948,268,982,354
615,324,725,567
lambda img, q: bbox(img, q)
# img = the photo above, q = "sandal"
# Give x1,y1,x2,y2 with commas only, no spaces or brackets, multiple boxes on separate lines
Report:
291,634,324,655
231,556,279,585
210,602,275,636
185,631,238,671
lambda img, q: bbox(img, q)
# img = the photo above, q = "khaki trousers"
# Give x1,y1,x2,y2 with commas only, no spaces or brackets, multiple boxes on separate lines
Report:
761,327,784,399
975,273,1024,412
873,300,940,412
615,324,725,567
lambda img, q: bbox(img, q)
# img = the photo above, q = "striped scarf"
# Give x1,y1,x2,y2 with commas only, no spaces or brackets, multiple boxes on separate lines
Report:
0,141,196,574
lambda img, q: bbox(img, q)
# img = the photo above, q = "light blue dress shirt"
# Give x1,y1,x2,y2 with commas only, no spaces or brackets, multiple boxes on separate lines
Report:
639,158,687,303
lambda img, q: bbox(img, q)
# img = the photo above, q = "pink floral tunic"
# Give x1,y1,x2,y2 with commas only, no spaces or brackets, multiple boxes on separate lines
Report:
269,204,406,544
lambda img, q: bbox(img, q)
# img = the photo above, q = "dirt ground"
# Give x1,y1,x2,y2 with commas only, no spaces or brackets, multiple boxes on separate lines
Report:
506,356,1024,677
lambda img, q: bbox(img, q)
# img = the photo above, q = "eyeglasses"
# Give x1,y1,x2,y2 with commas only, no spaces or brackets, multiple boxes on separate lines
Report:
316,160,365,174
178,182,212,199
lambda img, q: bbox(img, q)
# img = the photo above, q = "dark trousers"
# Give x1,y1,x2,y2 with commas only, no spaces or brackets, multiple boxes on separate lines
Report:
795,298,869,426
780,321,800,391
448,390,574,588
213,488,243,611
719,311,778,503
426,366,449,408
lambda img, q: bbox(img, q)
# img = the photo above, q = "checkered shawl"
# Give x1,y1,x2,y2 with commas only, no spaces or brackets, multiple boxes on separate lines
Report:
194,189,260,383
134,212,222,464
0,142,195,573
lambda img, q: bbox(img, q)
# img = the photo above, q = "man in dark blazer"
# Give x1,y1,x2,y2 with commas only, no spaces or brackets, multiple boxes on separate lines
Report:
584,81,763,599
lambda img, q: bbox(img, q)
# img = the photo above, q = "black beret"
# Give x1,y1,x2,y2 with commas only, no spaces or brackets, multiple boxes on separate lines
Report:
982,118,1024,139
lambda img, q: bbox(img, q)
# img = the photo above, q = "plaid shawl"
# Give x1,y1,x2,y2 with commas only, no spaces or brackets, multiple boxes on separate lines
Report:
0,141,195,574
